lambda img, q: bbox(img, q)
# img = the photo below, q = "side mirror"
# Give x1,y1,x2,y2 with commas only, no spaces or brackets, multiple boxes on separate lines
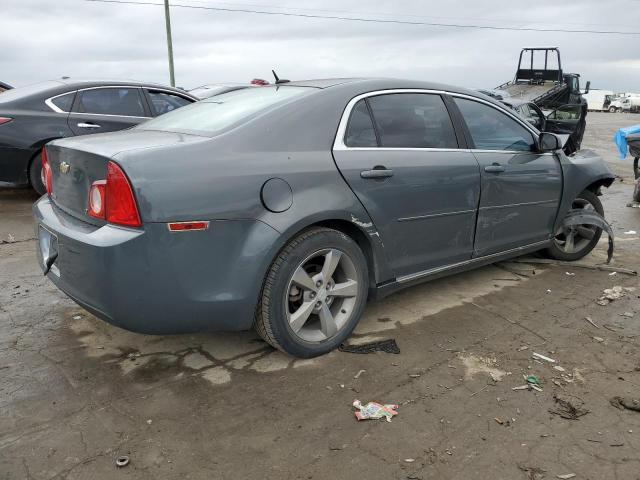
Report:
582,81,590,95
539,132,561,152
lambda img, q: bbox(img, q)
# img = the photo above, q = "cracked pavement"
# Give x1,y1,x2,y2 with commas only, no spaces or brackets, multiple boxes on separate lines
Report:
1,112,639,479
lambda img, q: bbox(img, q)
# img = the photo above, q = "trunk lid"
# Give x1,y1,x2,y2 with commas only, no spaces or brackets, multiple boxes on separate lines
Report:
47,130,207,224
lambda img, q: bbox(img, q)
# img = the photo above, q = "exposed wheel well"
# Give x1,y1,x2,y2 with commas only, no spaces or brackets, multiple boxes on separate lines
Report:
585,177,615,196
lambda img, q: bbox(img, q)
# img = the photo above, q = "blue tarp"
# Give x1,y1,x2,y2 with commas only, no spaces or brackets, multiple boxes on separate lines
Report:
614,124,640,159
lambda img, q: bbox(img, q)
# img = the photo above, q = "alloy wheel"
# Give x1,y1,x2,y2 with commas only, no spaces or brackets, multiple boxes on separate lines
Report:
284,248,359,342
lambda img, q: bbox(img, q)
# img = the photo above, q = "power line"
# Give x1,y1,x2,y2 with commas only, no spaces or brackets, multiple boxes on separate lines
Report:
83,0,640,35
184,0,640,31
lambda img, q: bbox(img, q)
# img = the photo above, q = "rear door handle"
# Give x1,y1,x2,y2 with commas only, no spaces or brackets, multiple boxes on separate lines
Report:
484,164,505,173
360,168,394,179
77,122,101,129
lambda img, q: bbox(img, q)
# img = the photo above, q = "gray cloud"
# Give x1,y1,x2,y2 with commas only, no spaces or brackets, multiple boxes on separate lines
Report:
1,0,639,92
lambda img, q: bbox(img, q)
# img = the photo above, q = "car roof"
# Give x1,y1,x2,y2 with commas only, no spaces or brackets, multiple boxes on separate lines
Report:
0,79,195,107
282,78,500,106
56,78,190,92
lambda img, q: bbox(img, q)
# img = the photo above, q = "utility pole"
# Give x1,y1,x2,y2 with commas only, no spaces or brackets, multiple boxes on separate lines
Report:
164,0,175,86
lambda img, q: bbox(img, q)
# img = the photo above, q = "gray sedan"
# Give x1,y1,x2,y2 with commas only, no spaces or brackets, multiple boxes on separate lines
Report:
33,78,614,358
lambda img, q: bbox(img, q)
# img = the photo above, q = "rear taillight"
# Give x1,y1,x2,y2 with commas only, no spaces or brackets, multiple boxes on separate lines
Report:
86,161,141,227
41,147,53,195
0,117,12,125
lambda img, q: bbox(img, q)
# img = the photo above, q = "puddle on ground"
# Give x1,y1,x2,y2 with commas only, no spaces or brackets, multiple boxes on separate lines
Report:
67,262,538,386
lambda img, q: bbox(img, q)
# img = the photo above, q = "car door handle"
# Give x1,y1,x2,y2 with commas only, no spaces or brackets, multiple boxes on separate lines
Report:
77,122,101,129
360,168,394,179
484,164,505,173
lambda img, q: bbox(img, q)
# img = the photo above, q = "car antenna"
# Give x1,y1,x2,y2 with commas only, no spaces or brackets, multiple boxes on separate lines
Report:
272,70,290,84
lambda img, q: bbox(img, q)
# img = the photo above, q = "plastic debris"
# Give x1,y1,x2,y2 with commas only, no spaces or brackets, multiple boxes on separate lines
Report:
620,312,634,318
624,230,637,235
353,369,366,379
512,385,529,391
549,394,589,420
596,286,626,305
565,272,575,276
115,456,130,468
339,339,400,355
584,316,600,328
593,336,604,343
526,375,542,386
609,271,617,276
610,396,640,412
532,352,556,363
557,474,576,479
353,399,398,422
553,366,566,372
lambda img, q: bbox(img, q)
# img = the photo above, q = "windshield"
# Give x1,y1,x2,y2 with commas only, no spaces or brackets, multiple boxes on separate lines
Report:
137,86,313,136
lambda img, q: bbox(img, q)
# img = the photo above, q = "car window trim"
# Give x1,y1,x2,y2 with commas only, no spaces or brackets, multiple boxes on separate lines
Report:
44,91,78,114
447,93,543,153
335,89,463,151
334,88,541,153
71,86,151,119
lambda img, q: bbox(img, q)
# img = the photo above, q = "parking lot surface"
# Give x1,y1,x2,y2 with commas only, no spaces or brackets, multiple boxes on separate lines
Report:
1,112,639,479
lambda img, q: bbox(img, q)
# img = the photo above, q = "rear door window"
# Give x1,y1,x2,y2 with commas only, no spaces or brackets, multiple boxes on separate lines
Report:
367,93,458,148
344,99,377,147
76,88,146,117
145,90,193,116
454,98,535,151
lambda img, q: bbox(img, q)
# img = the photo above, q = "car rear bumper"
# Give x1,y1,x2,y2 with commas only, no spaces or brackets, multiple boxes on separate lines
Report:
33,196,280,334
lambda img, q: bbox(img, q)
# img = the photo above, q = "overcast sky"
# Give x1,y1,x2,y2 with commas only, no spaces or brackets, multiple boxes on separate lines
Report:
2,0,640,92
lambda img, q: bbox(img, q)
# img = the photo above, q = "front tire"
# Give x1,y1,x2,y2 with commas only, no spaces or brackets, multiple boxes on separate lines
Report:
255,227,369,358
545,189,604,261
29,153,46,196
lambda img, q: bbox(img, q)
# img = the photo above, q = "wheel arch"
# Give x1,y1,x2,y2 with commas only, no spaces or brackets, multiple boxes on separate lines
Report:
26,137,62,184
260,213,393,300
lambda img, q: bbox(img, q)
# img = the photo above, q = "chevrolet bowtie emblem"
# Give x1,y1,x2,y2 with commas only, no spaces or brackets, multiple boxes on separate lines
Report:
59,161,70,174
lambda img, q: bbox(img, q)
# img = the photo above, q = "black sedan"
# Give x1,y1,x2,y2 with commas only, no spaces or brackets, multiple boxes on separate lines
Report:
0,79,197,194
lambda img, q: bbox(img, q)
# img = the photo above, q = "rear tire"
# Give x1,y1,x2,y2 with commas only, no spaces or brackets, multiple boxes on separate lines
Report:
29,153,46,196
255,227,369,358
633,180,640,203
609,106,616,113
545,190,604,262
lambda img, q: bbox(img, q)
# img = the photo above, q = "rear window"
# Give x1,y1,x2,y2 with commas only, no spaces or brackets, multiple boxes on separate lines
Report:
137,86,313,136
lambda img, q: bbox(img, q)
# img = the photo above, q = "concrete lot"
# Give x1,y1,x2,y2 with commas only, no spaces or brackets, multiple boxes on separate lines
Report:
1,112,639,479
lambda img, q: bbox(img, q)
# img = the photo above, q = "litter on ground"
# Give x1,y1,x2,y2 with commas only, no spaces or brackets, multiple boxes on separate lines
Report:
339,339,400,354
549,394,589,420
532,352,556,363
353,400,398,422
596,286,626,305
